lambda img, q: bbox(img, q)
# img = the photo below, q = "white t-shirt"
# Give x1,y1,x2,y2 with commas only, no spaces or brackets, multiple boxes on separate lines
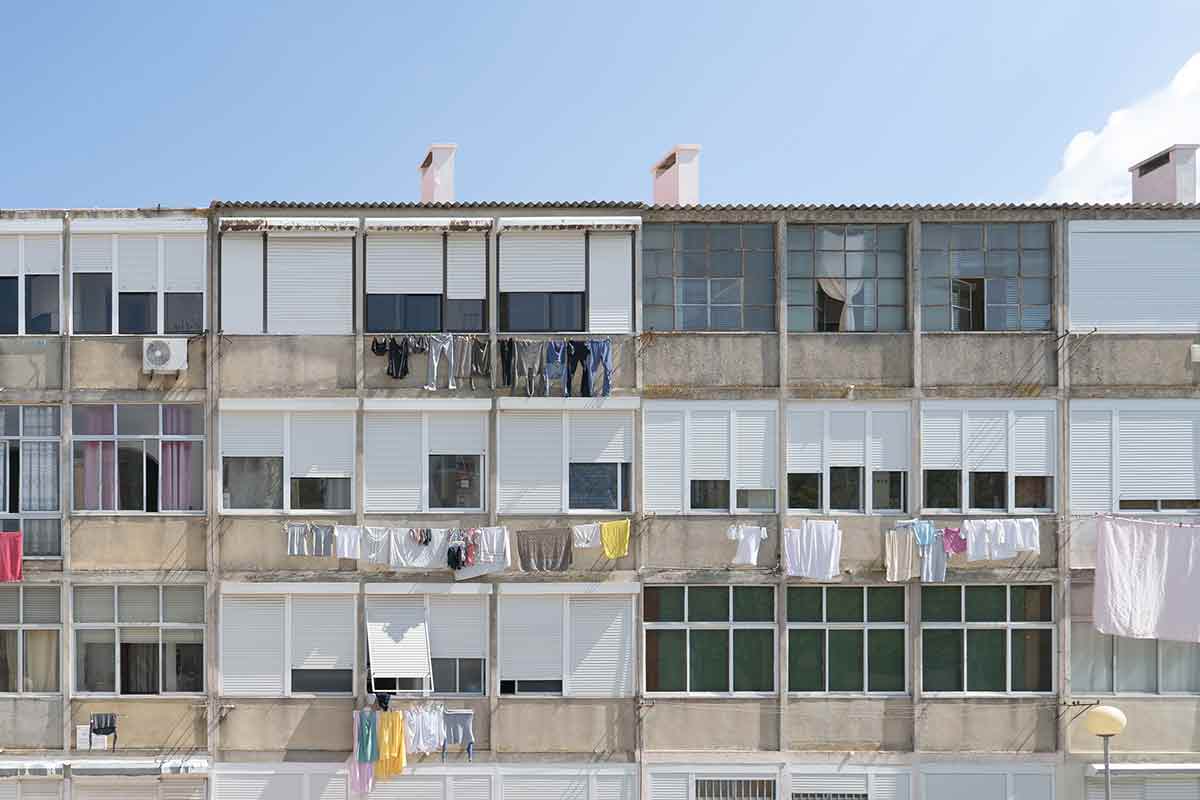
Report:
784,520,841,579
727,525,768,566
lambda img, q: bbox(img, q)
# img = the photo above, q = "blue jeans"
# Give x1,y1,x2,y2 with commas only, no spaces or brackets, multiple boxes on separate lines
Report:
587,338,613,396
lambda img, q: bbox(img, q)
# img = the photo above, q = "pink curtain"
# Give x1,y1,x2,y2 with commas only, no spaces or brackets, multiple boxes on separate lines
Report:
161,441,196,511
80,442,115,510
162,405,193,435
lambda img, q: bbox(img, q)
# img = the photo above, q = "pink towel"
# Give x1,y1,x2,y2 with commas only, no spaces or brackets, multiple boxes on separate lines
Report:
0,532,22,582
941,527,966,555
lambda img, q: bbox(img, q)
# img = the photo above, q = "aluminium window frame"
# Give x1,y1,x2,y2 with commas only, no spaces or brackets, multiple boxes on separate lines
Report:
0,405,62,557
0,232,63,336
0,584,62,697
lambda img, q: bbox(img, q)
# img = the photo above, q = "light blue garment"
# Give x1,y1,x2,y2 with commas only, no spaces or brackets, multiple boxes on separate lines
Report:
909,520,936,546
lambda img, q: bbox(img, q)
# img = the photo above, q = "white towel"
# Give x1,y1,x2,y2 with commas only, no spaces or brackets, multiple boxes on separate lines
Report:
783,520,841,580
1095,516,1200,642
456,526,511,581
334,524,362,559
727,524,768,566
389,528,449,570
1013,517,1040,552
362,526,392,565
573,523,600,548
885,529,920,582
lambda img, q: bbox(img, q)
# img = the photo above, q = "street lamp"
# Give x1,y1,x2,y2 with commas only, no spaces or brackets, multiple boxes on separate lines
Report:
1085,705,1127,800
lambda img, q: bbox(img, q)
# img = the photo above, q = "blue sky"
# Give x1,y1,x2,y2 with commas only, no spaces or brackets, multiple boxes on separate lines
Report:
2,0,1198,207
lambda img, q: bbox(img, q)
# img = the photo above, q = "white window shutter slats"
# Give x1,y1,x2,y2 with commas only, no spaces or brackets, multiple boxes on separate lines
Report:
74,586,114,623
792,775,868,793
220,234,264,334
0,237,19,276
451,777,491,800
163,586,205,623
364,412,422,512
1013,411,1055,475
787,411,823,472
308,774,347,800
266,236,353,334
499,596,562,681
163,235,206,292
499,230,585,292
588,231,633,333
116,236,159,291
687,410,730,480
498,413,563,513
734,409,777,489
828,411,866,466
160,780,208,800
1070,410,1114,513
119,627,160,644
869,774,909,800
22,586,60,624
1010,775,1053,800
650,775,689,800
66,786,150,800
221,411,284,457
566,597,633,697
71,234,113,272
23,235,62,274
427,412,486,455
16,784,61,800
117,585,160,622
290,412,355,476
869,410,910,471
922,410,963,470
221,596,286,695
368,777,445,800
366,233,443,295
291,595,355,670
643,410,684,513
502,776,584,800
446,232,487,300
594,775,636,800
365,596,431,681
213,774,304,800
1144,777,1200,800
1119,411,1200,500
428,595,486,659
965,411,1009,471
569,411,633,463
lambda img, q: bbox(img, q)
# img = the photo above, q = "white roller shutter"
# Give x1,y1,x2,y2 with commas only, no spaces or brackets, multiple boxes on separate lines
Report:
734,409,777,490
570,412,633,463
594,775,635,800
1071,410,1114,513
567,596,633,697
221,411,284,457
869,774,909,800
0,238,16,276
364,412,421,513
870,410,909,471
428,412,486,455
643,410,684,513
429,595,486,659
922,774,1004,800
1084,778,1142,800
446,232,486,300
828,411,865,466
791,775,867,793
499,595,562,681
74,586,114,622
164,235,206,292
267,236,353,334
290,412,355,477
291,595,355,671
367,233,443,295
220,234,264,334
500,230,585,292
22,586,60,623
18,784,61,800
71,234,113,272
1119,410,1200,500
650,774,688,800
588,231,633,333
369,777,445,800
23,236,62,274
498,412,563,514
1013,411,1054,475
365,596,430,681
117,236,159,291
787,410,823,472
221,596,285,695
1011,774,1053,800
502,776,585,800
965,411,1008,471
73,784,156,800
688,410,730,480
213,774,304,800
922,410,963,470
309,774,347,800
160,780,208,800
451,777,490,800
117,585,160,622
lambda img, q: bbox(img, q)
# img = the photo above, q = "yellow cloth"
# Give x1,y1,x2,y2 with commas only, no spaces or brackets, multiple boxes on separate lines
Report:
600,519,630,559
375,710,406,778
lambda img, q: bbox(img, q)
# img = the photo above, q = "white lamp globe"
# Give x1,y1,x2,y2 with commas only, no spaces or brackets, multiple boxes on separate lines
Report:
1084,705,1127,738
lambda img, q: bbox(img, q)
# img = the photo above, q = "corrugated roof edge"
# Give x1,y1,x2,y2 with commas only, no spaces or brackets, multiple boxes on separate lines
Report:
210,200,1200,211
210,200,642,209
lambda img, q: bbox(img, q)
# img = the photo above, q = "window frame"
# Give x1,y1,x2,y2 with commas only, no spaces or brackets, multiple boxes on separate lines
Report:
919,584,1055,697
364,230,489,334
368,591,488,698
0,405,62,557
0,585,62,696
363,410,486,515
71,583,206,698
72,403,206,515
642,585,778,698
0,232,63,335
786,585,908,696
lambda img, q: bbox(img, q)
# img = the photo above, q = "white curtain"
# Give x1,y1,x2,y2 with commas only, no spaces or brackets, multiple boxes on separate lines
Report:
1069,626,1112,692
21,441,58,512
817,277,864,331
23,630,58,692
1161,640,1200,692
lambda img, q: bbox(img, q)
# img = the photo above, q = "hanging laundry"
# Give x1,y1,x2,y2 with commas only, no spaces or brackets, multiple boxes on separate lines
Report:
783,520,841,580
513,339,546,397
363,527,393,566
1095,516,1200,642
904,520,935,546
335,525,362,560
390,528,450,570
446,529,479,570
347,710,376,794
310,524,336,557
588,338,614,397
456,526,511,581
572,522,600,549
1010,517,1041,552
285,522,312,557
0,532,21,583
920,532,948,583
442,709,475,761
425,333,456,391
566,340,591,397
941,527,966,555
964,519,1017,562
516,529,572,572
600,519,631,559
884,528,920,582
544,340,567,396
404,704,446,755
499,338,516,387
375,710,407,778
727,524,768,566
453,335,476,389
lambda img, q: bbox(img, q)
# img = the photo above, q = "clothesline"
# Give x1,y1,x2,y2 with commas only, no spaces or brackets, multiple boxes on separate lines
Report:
349,705,475,790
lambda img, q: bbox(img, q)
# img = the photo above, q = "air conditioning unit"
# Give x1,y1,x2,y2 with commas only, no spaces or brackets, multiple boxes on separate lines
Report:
142,337,188,373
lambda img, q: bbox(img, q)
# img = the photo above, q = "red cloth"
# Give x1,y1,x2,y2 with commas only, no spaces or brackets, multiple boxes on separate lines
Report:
0,532,22,582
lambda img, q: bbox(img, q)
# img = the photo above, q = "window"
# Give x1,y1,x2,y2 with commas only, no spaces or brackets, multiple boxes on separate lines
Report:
0,232,61,334
920,584,1053,693
73,584,204,695
644,585,775,694
365,229,487,333
643,223,775,331
0,585,61,693
921,223,1051,331
0,406,61,556
642,403,777,515
498,410,634,514
499,292,583,333
787,224,906,332
222,591,354,696
921,403,1055,513
696,780,776,800
365,592,487,696
787,405,909,515
787,586,905,693
220,408,353,513
363,410,486,513
72,404,204,513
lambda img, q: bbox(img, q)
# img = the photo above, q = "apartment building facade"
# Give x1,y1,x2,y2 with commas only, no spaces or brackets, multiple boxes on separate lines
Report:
0,143,1197,800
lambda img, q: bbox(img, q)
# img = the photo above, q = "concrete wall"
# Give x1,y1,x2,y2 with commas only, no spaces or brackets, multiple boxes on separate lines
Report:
72,699,205,751
71,516,206,572
642,335,778,391
641,516,776,572
492,699,633,754
641,699,778,751
219,516,357,574
0,338,62,391
924,515,1059,571
1066,697,1200,754
785,698,913,751
1067,334,1200,394
0,697,62,750
498,516,638,573
789,334,912,392
71,338,206,392
217,698,353,756
218,336,356,396
915,699,1055,753
921,334,1057,395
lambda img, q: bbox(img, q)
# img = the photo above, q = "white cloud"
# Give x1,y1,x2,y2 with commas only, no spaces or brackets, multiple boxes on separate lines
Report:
1038,52,1200,202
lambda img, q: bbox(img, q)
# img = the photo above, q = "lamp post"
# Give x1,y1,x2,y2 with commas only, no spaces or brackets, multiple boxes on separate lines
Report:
1084,705,1127,800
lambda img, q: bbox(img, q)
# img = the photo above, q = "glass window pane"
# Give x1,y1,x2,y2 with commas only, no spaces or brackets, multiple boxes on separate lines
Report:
743,306,774,332
21,441,60,513
1021,305,1052,331
788,251,813,278
951,250,985,277
868,587,905,622
950,224,983,250
922,306,950,332
1021,223,1051,249
676,278,707,305
499,293,549,332
825,587,864,623
788,628,824,691
365,294,401,332
444,299,485,332
922,279,950,306
25,275,59,334
828,630,864,691
923,470,960,509
76,629,116,692
877,251,905,278
688,587,729,622
643,224,673,250
292,669,352,693
548,293,583,331
73,441,115,511
744,269,774,305
921,250,949,277
965,586,1007,622
643,249,672,278
646,278,674,306
921,586,961,622
1011,629,1053,692
1015,476,1052,509
787,587,822,623
1115,636,1157,692
117,404,159,435
1010,586,1052,622
645,306,673,331
709,306,741,331
877,307,906,332
986,250,1019,277
710,279,741,305
432,658,457,693
872,471,906,512
741,225,774,251
816,226,844,250
431,454,483,509
966,629,1006,691
816,253,843,277
644,632,686,691
735,488,775,511
162,629,204,692
787,473,820,509
73,273,112,334
1160,641,1200,692
708,252,741,277
459,658,484,694
74,405,114,436
923,629,963,691
787,307,815,333
164,293,203,334
644,587,684,622
690,479,729,510
0,278,18,335
922,224,949,251
829,467,862,511
290,477,352,510
117,440,144,511
877,225,905,251
679,253,706,277
1021,249,1051,276
788,279,814,306
868,629,905,693
846,253,876,278
733,629,773,692
877,279,905,306
222,456,282,510
1022,278,1052,305
1070,626,1112,693
689,629,729,692
787,225,813,251
987,223,1019,249
118,586,160,623
969,472,1007,510
733,587,774,622
162,404,202,435
118,292,156,335
23,629,59,692
0,629,16,691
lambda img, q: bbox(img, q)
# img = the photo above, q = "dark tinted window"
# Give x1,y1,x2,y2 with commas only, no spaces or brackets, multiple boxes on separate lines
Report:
164,292,203,334
73,273,112,334
118,292,156,334
445,299,485,332
25,275,58,334
366,294,442,333
500,292,584,332
0,278,17,334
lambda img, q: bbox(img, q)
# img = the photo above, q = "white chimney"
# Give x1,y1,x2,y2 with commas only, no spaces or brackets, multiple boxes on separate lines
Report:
1129,144,1198,203
652,144,701,205
419,143,457,203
